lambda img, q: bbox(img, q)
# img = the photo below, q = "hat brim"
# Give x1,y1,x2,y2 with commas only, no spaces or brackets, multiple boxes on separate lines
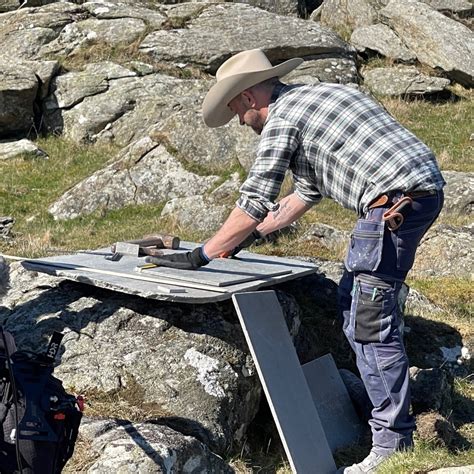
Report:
202,57,303,128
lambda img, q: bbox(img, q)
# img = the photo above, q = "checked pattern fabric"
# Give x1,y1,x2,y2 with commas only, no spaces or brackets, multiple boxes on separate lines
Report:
237,83,445,221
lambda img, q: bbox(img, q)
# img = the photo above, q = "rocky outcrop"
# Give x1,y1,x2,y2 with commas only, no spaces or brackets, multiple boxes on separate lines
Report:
301,223,349,254
380,0,474,87
414,225,473,278
0,138,48,159
440,171,473,216
161,195,231,233
0,0,18,13
320,0,379,34
42,62,208,145
0,216,14,240
140,3,353,75
48,135,220,220
428,466,474,474
78,418,233,473
0,62,38,137
410,367,452,414
420,0,473,15
1,264,262,454
351,23,416,62
362,66,450,96
285,56,359,85
0,56,60,137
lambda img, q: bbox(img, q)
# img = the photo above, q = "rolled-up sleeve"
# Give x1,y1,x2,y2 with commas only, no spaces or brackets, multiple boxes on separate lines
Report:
237,116,300,222
293,174,323,206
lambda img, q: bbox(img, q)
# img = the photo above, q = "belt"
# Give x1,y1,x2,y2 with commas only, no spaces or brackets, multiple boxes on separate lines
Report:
369,189,437,209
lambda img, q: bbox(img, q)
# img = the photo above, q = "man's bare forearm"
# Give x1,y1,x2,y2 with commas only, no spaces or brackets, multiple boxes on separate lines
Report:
203,207,259,259
202,194,310,259
256,193,311,237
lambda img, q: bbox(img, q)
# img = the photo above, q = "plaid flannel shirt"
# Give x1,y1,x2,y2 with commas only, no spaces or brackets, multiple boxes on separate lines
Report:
237,83,445,221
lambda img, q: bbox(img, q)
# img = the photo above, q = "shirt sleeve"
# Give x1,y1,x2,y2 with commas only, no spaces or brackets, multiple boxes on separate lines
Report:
292,173,323,206
237,116,300,222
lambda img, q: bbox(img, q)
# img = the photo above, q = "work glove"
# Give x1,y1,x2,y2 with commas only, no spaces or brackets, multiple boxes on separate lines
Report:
144,247,209,270
228,230,262,257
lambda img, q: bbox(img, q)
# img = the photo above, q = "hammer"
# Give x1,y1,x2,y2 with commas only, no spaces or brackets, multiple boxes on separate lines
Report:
109,234,180,260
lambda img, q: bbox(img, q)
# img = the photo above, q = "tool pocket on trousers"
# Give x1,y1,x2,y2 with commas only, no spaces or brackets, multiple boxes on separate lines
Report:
345,219,384,272
353,283,395,343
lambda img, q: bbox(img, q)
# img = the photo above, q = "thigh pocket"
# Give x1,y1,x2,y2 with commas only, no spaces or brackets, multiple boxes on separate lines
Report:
353,283,396,343
345,219,384,272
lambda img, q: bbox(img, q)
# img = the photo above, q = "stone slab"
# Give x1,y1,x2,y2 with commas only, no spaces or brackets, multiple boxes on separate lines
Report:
303,354,364,452
232,291,336,474
139,252,292,287
21,242,317,303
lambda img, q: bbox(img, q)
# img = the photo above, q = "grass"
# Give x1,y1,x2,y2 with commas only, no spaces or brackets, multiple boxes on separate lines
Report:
57,36,207,79
377,440,474,474
1,79,472,473
407,277,473,324
380,86,473,172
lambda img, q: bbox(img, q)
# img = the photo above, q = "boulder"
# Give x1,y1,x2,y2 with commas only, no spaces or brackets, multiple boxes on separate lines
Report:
39,17,147,59
151,109,259,173
350,24,416,62
43,62,133,110
0,61,38,137
428,466,474,474
78,418,233,473
413,225,473,279
0,139,48,160
362,66,450,96
28,59,60,100
0,216,14,240
0,3,82,60
285,56,359,85
380,0,474,87
82,1,166,30
420,0,473,15
225,0,301,16
161,195,231,233
320,0,379,35
42,63,205,144
210,172,242,202
409,366,452,414
48,136,220,220
440,170,473,216
0,0,18,12
139,3,353,74
301,223,349,254
0,264,261,454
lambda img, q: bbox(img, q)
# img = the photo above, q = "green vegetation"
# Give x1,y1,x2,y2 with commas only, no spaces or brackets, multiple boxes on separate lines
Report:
381,86,473,173
57,36,206,79
1,85,472,474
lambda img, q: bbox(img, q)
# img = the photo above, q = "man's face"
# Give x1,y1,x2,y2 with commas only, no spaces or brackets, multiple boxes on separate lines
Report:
228,92,266,135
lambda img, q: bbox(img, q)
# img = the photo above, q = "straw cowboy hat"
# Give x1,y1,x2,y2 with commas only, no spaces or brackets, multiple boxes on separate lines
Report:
202,49,303,128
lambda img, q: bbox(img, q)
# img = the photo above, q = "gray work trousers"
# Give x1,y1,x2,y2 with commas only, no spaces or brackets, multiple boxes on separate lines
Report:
338,190,444,455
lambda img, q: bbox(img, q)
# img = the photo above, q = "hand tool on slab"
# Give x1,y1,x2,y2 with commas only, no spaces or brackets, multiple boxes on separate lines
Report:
108,234,180,261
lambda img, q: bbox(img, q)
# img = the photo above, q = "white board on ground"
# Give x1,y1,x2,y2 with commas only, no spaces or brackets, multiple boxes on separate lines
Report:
302,354,364,452
232,291,336,474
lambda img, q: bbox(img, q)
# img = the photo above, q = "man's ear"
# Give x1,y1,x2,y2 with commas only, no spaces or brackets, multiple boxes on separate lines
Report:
241,90,256,108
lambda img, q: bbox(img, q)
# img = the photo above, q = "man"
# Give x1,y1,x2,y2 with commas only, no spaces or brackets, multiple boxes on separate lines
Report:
146,49,445,473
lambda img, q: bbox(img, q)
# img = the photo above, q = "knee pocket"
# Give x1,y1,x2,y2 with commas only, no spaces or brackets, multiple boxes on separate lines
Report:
352,280,397,343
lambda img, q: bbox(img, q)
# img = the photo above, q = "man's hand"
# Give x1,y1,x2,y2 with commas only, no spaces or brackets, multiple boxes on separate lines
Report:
144,247,209,270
